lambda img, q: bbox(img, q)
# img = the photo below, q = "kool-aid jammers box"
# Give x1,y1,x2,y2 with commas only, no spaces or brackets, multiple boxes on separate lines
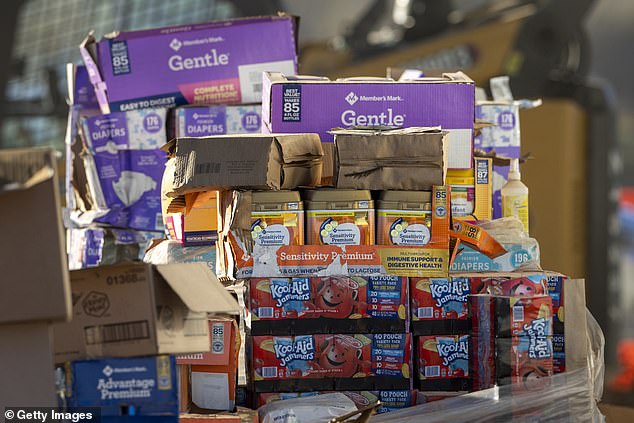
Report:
248,334,411,392
410,277,472,335
545,272,566,333
65,355,178,421
496,335,554,391
80,16,297,114
494,295,553,338
170,104,261,138
256,390,414,414
415,335,470,391
248,276,408,335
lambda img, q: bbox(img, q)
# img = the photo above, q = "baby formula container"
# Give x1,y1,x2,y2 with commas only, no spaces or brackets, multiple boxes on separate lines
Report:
251,190,304,246
377,191,432,246
305,189,374,246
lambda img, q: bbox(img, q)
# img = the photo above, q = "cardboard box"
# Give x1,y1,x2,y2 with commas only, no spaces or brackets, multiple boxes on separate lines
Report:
415,334,471,391
0,148,71,324
262,72,475,171
161,134,323,196
178,364,190,413
410,277,474,336
170,105,261,138
65,355,178,419
247,276,408,335
332,127,447,190
0,322,58,407
224,185,450,279
53,262,240,362
474,101,521,219
177,319,240,411
80,15,298,114
248,333,411,392
164,191,219,247
179,410,257,423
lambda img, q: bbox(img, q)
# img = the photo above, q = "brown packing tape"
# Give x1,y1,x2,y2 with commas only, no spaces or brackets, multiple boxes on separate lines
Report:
564,278,589,372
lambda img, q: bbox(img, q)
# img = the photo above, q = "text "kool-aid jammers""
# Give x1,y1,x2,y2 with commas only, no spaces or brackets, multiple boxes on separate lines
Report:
248,276,408,335
248,334,411,392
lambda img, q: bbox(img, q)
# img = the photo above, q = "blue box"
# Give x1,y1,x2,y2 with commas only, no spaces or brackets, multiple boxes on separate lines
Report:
66,355,178,421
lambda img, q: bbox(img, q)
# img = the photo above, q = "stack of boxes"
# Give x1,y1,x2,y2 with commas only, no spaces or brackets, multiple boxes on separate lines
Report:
58,14,299,421
53,11,590,420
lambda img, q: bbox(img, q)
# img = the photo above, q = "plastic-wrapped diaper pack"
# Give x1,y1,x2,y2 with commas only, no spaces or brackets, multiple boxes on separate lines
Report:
80,108,167,231
67,227,160,270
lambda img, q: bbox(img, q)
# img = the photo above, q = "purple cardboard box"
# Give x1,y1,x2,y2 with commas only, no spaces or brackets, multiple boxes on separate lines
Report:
170,104,261,138
474,101,521,218
80,15,297,114
262,72,475,170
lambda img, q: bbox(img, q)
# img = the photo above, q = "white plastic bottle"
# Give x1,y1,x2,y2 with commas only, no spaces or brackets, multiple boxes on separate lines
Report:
501,159,529,233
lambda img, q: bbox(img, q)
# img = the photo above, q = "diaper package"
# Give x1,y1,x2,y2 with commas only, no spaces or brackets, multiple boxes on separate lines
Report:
171,104,261,138
67,227,160,270
80,108,168,231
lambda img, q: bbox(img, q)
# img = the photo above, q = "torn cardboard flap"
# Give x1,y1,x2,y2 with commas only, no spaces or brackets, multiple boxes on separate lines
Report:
332,127,447,190
0,148,56,194
162,134,323,195
156,263,240,314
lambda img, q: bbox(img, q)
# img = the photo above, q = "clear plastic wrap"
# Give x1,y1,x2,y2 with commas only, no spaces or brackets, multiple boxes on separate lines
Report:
259,392,358,423
372,309,605,423
143,239,216,273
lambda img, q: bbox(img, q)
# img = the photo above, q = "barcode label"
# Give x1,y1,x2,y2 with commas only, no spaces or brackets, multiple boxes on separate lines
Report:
262,367,278,378
251,82,262,96
84,320,150,344
417,307,433,319
184,318,209,337
196,162,221,174
258,307,274,318
155,213,164,231
425,366,440,378
513,305,525,322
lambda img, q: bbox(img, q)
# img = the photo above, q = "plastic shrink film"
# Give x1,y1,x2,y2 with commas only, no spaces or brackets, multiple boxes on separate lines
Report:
372,309,605,423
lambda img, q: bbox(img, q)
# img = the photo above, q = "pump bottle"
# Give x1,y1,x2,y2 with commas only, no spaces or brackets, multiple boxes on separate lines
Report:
501,159,529,233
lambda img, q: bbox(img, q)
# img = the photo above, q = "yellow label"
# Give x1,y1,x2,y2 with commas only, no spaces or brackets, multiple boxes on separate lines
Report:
307,211,357,217
502,194,529,232
156,355,172,391
378,247,448,277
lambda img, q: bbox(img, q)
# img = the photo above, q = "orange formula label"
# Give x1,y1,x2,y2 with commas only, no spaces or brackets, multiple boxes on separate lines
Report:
306,210,375,246
376,210,432,246
251,210,304,247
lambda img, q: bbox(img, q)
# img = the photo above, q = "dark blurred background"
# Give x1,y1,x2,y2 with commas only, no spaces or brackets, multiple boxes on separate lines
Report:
0,0,632,405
